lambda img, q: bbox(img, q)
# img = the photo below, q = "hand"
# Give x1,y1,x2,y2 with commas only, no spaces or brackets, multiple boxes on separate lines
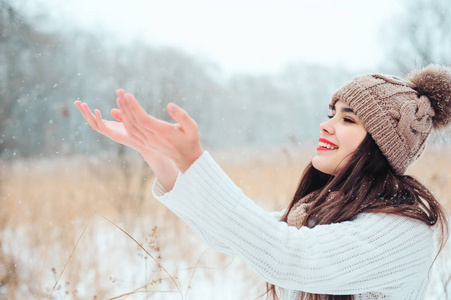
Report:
116,89,203,173
74,100,144,152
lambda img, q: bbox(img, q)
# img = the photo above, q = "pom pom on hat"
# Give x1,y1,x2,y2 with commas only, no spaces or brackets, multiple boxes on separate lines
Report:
407,64,451,130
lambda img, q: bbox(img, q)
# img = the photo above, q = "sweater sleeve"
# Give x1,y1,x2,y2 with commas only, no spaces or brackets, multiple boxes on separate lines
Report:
152,152,435,295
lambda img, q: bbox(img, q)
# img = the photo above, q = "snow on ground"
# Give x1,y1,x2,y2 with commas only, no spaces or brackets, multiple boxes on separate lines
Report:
3,215,450,299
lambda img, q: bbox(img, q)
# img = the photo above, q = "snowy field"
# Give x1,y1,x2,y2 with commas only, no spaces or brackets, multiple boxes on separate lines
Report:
2,217,450,299
1,146,450,299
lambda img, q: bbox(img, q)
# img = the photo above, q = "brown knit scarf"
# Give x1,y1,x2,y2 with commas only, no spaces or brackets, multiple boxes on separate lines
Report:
286,192,341,300
286,193,316,228
286,191,340,228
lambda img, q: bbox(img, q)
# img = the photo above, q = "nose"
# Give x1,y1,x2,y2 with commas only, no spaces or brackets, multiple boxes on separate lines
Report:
319,118,335,135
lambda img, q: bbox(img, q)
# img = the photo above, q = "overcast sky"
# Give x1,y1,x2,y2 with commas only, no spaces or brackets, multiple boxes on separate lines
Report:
38,0,403,75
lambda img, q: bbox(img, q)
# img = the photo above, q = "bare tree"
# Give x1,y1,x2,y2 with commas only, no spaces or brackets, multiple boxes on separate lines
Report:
0,0,67,157
0,0,31,154
383,0,451,74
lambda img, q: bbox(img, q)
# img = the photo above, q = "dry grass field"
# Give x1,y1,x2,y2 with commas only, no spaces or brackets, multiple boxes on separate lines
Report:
1,145,450,299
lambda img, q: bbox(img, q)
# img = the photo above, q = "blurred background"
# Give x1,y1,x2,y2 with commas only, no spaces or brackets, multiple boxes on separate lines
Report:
1,0,450,158
1,0,450,299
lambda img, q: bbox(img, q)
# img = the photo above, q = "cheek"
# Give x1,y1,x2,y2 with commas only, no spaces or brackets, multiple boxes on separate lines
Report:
340,130,367,155
346,140,362,154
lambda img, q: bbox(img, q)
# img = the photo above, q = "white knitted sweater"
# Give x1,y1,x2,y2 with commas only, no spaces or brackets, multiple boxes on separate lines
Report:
152,152,435,299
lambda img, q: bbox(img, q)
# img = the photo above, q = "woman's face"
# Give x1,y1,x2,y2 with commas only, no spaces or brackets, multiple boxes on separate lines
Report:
312,100,367,175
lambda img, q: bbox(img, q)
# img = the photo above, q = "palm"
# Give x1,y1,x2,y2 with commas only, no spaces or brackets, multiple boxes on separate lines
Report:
101,120,136,147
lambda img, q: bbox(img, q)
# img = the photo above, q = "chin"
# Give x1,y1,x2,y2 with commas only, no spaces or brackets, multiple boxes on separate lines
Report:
311,158,334,175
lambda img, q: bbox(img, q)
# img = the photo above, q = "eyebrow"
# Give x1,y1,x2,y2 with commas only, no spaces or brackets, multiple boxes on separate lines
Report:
331,105,355,113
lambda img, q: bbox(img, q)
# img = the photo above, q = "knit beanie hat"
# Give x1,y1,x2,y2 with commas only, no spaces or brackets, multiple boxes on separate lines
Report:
330,64,451,175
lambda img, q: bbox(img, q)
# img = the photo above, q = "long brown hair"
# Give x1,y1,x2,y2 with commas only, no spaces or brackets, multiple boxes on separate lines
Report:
266,133,449,300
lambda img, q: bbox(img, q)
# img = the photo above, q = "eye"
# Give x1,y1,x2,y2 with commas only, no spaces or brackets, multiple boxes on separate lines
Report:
344,117,355,123
327,114,333,119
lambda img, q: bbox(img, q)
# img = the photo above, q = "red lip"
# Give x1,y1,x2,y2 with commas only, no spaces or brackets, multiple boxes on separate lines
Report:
319,138,338,147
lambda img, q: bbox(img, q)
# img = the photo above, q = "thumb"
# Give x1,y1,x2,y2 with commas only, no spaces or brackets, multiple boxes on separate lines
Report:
167,103,198,133
111,108,122,122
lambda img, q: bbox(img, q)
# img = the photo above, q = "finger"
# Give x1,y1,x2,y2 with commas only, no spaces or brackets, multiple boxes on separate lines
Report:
121,93,161,132
120,94,176,149
74,101,88,118
116,89,129,109
111,108,122,122
123,94,179,139
94,109,107,131
74,101,88,119
116,88,126,98
119,98,147,145
122,114,146,146
166,103,198,134
76,102,99,131
123,93,151,121
117,92,178,147
116,92,141,132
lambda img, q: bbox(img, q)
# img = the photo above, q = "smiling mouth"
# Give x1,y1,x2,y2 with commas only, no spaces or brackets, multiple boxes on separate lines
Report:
317,138,338,150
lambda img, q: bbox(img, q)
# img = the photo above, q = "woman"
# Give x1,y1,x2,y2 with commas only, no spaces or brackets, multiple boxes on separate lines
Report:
75,64,450,299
